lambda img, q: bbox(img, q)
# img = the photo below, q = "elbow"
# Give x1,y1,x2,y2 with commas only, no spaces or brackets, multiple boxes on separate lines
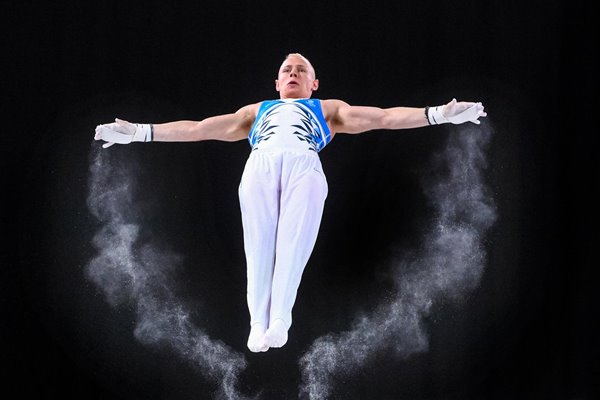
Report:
379,112,395,130
188,122,202,141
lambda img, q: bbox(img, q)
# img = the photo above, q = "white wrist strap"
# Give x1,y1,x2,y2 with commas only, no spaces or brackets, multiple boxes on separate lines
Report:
132,123,153,142
426,105,449,125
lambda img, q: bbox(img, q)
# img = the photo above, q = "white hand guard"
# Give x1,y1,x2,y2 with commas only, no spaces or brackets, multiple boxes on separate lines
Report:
427,98,487,125
94,118,153,148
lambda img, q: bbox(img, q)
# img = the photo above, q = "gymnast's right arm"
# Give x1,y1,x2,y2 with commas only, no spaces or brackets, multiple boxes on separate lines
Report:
94,103,258,148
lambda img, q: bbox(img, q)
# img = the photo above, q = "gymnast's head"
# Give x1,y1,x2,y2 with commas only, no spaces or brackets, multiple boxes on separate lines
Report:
275,53,319,100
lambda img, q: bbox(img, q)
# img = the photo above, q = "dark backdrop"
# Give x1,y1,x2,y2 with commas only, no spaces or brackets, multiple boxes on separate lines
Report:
2,1,595,399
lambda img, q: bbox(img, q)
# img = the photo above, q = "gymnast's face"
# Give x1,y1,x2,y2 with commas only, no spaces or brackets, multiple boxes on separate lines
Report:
275,55,319,99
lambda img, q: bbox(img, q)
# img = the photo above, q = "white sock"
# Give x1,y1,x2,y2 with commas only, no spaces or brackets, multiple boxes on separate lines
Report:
263,319,288,348
247,323,268,353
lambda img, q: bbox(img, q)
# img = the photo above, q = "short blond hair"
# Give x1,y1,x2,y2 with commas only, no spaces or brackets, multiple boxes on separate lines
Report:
282,53,316,78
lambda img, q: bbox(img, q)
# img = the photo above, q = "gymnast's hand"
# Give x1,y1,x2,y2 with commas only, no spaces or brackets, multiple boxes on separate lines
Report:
427,98,487,125
441,98,487,124
94,118,153,148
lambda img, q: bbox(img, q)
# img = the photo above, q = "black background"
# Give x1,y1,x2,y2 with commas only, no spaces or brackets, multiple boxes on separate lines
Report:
2,1,596,399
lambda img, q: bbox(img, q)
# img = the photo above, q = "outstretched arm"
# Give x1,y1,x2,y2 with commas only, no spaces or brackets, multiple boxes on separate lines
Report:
326,98,486,134
94,103,259,148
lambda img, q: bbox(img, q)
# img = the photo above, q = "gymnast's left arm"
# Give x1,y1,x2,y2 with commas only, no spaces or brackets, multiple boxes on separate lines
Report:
325,98,486,134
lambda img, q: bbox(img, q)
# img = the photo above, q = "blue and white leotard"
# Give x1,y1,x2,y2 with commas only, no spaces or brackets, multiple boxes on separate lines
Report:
248,99,332,152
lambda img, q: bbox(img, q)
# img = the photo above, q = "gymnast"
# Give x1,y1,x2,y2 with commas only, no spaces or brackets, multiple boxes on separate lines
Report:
94,53,486,352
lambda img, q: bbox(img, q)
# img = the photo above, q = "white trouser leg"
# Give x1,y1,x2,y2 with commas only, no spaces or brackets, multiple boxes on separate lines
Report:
239,152,281,329
269,152,328,330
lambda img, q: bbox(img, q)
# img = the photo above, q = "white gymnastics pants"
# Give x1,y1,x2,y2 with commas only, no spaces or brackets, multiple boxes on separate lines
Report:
238,149,328,330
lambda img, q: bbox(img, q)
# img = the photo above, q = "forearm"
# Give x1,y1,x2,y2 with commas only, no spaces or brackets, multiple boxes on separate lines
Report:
153,118,235,142
380,107,429,130
153,120,203,142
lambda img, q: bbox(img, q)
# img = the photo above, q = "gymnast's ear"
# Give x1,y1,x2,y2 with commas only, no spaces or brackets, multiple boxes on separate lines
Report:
275,79,281,92
312,79,319,91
